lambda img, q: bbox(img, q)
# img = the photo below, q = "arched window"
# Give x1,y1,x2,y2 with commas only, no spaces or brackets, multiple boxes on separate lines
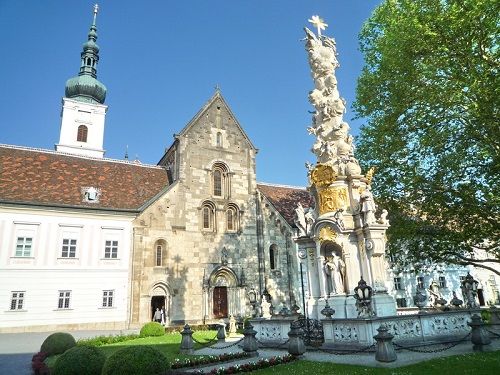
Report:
77,125,88,142
270,244,278,270
216,132,222,148
87,57,92,66
213,170,222,196
156,244,163,267
226,204,239,232
212,162,229,198
201,201,216,231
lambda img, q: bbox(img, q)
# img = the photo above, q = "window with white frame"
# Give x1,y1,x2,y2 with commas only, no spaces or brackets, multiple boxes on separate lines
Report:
61,238,77,258
438,276,446,288
15,237,33,257
394,277,403,290
13,223,39,258
10,291,25,310
57,290,71,309
104,240,118,259
417,276,425,289
102,290,114,308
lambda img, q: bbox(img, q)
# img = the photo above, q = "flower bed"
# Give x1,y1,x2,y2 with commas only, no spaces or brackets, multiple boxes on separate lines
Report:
171,352,250,369
191,354,297,374
31,351,49,375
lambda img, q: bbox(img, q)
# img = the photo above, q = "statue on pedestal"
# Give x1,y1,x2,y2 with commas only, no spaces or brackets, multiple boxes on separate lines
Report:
360,187,377,225
428,279,447,307
294,202,307,237
323,252,346,295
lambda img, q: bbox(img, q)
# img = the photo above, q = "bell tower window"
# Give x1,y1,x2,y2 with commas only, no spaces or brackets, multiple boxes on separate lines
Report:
77,125,88,142
211,162,230,199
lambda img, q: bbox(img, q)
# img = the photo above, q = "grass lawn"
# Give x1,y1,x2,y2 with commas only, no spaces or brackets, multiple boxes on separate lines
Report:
250,350,500,375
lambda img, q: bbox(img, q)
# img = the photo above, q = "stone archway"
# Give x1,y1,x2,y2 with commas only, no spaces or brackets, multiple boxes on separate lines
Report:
205,267,240,321
150,282,172,325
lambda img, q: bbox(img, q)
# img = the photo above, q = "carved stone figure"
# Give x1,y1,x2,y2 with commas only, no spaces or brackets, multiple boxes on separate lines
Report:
261,296,272,319
294,202,307,237
324,252,345,294
377,209,389,225
360,187,376,225
333,208,345,230
304,208,316,235
428,279,445,307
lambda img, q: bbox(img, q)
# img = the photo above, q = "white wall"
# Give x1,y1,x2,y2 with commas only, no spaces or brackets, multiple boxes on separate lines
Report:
0,205,134,331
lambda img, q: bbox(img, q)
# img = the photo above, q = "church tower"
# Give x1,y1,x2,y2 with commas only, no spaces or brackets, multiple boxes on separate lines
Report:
56,5,108,158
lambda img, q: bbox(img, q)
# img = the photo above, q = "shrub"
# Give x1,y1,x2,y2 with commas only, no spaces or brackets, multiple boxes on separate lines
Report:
77,333,139,347
40,332,76,356
140,321,165,337
52,345,105,375
101,346,170,375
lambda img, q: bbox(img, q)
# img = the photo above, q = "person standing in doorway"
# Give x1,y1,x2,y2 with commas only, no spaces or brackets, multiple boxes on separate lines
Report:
153,307,161,323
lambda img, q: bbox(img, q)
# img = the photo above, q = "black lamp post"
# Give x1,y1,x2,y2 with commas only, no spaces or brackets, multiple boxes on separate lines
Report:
354,277,374,317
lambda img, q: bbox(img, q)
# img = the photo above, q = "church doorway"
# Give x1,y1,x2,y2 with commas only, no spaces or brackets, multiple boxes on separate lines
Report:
151,295,165,320
213,286,228,318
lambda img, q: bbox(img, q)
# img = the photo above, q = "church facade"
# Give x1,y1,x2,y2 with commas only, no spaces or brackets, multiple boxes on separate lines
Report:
0,8,307,332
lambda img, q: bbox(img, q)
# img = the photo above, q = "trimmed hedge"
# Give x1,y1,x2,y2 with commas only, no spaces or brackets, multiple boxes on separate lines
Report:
52,345,105,375
101,346,170,375
140,322,165,337
77,333,140,347
40,332,76,356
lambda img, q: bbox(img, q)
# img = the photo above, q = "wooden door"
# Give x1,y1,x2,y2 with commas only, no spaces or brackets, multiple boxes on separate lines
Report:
213,286,228,318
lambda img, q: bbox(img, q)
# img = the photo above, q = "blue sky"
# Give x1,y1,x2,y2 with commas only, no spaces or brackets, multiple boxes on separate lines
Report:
0,0,381,187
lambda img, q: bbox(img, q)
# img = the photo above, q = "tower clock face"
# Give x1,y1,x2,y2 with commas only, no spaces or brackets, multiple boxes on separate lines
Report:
298,249,307,259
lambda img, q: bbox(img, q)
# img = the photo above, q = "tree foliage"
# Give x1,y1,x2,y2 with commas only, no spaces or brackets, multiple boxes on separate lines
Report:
354,0,499,274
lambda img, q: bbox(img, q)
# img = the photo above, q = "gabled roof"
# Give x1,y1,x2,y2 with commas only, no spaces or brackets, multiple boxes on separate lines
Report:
257,182,314,227
177,91,258,152
0,145,169,212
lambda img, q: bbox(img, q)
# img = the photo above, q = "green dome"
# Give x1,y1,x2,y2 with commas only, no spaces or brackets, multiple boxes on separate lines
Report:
83,40,99,53
65,75,107,104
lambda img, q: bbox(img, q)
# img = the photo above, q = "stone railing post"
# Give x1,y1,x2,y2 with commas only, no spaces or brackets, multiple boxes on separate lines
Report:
179,324,194,354
288,320,305,356
468,314,491,351
242,321,258,357
373,323,397,362
217,322,227,342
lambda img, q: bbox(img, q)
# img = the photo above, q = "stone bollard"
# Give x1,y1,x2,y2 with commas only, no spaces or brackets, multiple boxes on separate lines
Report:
179,324,194,354
242,321,259,357
217,322,227,341
288,320,305,357
373,324,397,362
468,314,491,351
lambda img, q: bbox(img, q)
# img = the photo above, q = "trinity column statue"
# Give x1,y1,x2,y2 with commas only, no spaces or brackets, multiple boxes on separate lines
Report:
295,15,396,319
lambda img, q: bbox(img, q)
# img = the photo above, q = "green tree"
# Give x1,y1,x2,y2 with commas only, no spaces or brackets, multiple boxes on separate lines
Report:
354,0,499,275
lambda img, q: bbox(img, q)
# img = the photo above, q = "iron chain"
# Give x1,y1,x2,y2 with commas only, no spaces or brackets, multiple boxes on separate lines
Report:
208,337,245,350
192,334,219,348
256,338,290,349
314,343,375,355
393,332,471,353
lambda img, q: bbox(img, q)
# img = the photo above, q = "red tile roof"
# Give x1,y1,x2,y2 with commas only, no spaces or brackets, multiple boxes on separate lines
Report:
0,145,169,211
257,183,314,227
